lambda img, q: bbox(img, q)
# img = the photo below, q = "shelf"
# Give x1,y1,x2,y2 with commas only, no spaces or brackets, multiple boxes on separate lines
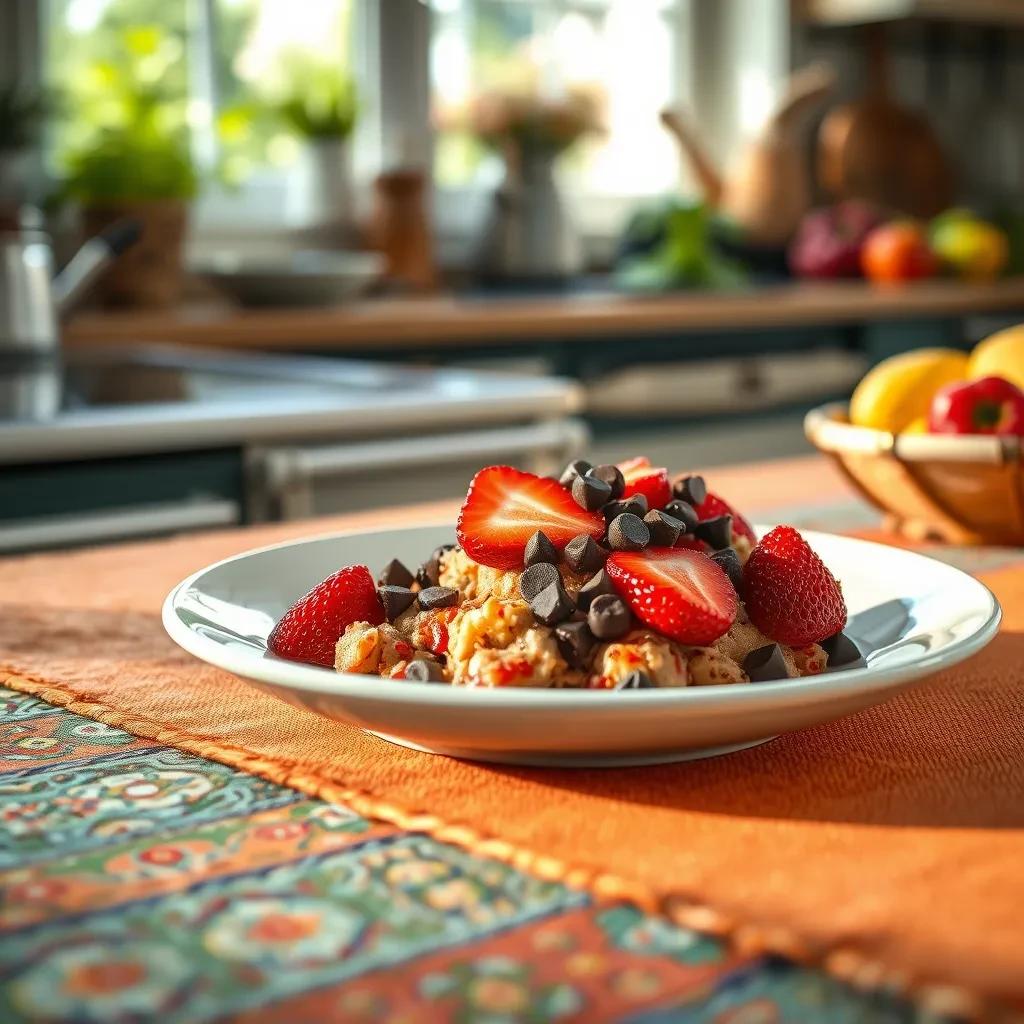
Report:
800,0,1024,27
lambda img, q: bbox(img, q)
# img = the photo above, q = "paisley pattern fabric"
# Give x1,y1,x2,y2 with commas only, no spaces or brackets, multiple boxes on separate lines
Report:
0,688,938,1022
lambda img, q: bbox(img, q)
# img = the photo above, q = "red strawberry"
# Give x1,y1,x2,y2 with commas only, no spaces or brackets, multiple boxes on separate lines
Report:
607,547,737,646
743,525,846,647
696,491,757,546
674,535,710,553
457,465,605,570
268,564,384,667
618,456,672,509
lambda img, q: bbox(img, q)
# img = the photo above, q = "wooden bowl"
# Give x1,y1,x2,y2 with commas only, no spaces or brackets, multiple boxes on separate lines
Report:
805,403,1024,545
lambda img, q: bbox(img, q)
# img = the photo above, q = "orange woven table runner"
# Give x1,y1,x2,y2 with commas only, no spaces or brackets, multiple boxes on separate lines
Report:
2,458,1023,1016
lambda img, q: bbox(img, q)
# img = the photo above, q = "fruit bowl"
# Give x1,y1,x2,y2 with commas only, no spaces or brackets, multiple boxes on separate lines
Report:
805,402,1024,544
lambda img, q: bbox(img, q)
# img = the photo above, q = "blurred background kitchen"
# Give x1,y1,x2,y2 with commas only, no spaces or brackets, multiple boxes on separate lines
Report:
2,0,1023,552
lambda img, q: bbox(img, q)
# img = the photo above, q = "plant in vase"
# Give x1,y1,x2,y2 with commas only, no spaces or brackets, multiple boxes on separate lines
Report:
269,53,358,240
451,82,603,281
58,25,197,308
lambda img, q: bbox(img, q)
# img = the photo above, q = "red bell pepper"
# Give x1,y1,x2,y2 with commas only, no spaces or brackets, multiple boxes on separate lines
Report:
928,376,1024,436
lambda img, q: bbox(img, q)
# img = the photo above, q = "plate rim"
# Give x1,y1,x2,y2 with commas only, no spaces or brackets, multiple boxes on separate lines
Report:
162,523,1002,710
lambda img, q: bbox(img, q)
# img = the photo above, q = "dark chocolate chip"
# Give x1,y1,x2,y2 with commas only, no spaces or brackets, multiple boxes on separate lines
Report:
588,593,632,639
710,547,743,592
643,509,683,547
417,586,460,610
577,568,617,610
405,659,446,683
379,585,417,621
589,464,625,500
418,543,455,585
572,472,612,511
674,474,707,506
604,495,648,521
743,643,790,682
820,631,862,668
555,620,597,669
564,534,608,575
608,513,650,552
524,530,559,567
520,562,561,602
379,558,415,589
559,459,593,487
531,580,575,626
663,499,698,532
694,514,733,551
616,670,653,690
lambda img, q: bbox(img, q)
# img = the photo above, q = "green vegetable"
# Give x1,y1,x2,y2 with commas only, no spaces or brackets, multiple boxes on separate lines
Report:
272,54,358,141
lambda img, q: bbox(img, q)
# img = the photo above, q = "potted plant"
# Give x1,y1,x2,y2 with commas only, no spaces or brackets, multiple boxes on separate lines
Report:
59,26,197,307
272,55,358,240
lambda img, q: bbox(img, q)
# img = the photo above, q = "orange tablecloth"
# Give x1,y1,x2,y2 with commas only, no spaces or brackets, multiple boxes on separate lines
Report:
2,457,1022,1020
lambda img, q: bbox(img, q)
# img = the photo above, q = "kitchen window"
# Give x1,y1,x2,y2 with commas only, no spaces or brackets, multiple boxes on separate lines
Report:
36,0,785,254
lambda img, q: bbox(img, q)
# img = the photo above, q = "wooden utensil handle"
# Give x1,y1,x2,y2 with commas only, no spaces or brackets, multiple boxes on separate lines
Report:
659,108,723,204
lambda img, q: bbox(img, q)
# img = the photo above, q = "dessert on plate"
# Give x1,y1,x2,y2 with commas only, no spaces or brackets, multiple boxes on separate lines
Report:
267,457,858,689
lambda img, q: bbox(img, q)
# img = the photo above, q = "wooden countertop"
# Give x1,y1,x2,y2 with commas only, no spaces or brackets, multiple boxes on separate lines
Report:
65,278,1024,352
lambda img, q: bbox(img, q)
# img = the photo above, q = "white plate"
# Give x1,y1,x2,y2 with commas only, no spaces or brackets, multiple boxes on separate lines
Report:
163,525,1000,767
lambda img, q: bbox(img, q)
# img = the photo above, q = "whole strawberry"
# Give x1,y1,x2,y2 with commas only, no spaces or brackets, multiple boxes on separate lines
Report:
743,526,846,647
268,564,384,667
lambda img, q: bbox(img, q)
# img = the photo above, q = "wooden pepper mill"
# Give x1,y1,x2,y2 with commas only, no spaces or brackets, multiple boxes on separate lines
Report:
370,169,436,292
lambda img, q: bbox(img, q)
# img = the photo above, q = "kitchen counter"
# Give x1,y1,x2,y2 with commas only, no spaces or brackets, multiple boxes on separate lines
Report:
64,278,1024,352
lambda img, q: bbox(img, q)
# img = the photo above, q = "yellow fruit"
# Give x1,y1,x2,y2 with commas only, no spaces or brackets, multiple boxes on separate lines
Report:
969,325,1024,390
902,416,929,434
849,348,969,432
930,215,1009,281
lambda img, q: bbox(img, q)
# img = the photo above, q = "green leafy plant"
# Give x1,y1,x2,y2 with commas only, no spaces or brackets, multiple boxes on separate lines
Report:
59,24,197,203
616,200,748,292
272,56,358,141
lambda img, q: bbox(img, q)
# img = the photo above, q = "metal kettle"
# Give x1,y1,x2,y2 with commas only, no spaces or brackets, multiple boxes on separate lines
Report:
0,220,139,420
0,220,140,356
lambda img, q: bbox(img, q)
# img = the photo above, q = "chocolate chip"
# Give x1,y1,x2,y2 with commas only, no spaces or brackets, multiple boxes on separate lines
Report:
520,562,561,602
643,509,683,547
417,586,459,610
608,513,650,552
379,585,417,621
379,558,415,589
616,670,653,690
577,568,617,610
555,620,597,668
588,593,632,639
405,659,446,683
564,534,608,575
524,530,559,567
531,579,575,626
416,547,453,588
559,459,592,487
743,644,790,682
663,500,698,532
589,464,625,500
710,547,743,592
820,631,861,668
694,514,733,551
674,474,706,506
572,472,612,511
604,495,648,521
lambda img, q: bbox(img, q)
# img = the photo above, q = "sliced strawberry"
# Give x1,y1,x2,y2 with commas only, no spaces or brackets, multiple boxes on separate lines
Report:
268,564,384,668
607,547,737,646
617,456,671,509
743,525,846,647
696,491,757,546
457,465,605,570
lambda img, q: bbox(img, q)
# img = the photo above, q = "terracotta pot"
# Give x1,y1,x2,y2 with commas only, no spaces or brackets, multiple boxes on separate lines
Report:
82,199,188,308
